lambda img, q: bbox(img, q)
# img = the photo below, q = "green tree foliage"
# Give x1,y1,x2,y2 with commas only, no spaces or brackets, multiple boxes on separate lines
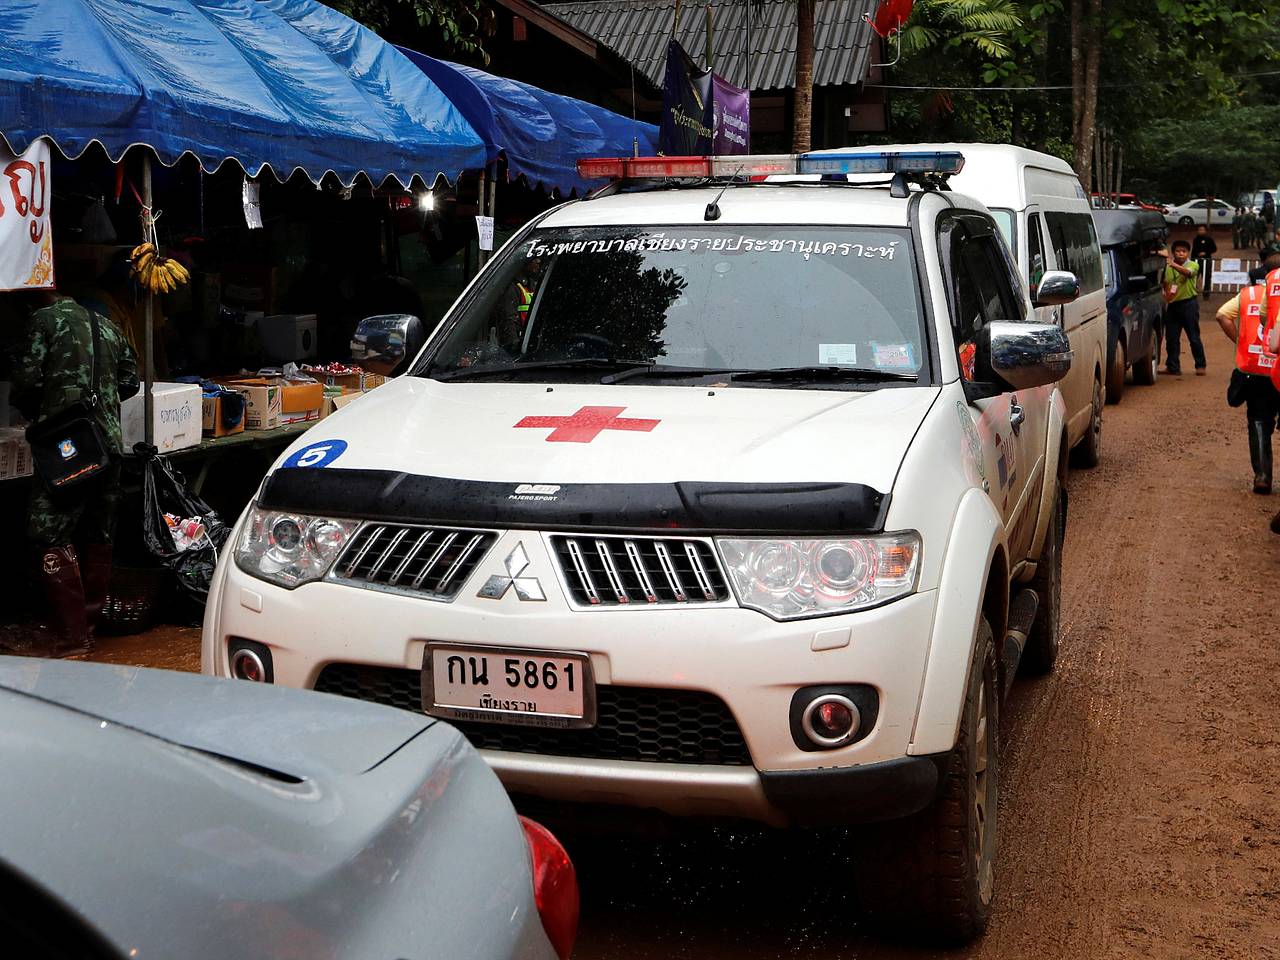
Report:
1131,105,1280,201
878,0,1280,199
899,0,1024,61
331,0,490,62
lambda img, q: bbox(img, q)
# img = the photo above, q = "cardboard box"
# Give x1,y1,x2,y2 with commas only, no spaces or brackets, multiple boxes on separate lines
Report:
121,382,202,453
321,371,362,390
201,393,245,438
280,380,323,414
0,428,32,480
224,381,282,431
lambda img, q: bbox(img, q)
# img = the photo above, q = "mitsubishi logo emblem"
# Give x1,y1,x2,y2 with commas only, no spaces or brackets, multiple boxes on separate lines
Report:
477,542,546,601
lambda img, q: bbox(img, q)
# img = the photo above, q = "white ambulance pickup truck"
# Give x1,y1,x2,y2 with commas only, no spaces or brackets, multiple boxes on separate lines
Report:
204,150,1078,941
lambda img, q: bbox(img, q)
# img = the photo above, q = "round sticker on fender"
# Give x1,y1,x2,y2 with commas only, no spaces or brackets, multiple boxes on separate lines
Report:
283,439,348,469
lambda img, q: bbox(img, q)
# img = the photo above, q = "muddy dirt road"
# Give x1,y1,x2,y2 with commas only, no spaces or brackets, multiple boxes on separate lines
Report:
91,295,1280,959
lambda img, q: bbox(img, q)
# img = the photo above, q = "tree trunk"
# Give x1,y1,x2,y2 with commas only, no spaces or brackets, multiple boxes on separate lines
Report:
1072,0,1102,190
1070,0,1083,163
791,0,815,151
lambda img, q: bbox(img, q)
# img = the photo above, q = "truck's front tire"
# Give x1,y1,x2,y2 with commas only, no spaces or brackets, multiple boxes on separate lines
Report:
856,618,999,944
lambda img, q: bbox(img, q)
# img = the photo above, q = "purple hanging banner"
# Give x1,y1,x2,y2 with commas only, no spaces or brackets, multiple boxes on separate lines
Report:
660,40,714,155
711,74,750,155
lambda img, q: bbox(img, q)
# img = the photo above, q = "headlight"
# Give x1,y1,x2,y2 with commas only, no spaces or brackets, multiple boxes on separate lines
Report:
717,532,921,620
234,504,361,589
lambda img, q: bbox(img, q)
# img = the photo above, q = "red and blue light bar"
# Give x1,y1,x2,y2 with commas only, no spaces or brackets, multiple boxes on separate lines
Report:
577,150,965,181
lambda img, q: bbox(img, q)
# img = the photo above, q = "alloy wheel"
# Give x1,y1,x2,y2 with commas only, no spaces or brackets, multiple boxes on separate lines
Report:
973,679,996,905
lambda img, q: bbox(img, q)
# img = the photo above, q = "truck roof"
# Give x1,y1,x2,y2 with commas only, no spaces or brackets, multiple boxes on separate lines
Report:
539,182,982,229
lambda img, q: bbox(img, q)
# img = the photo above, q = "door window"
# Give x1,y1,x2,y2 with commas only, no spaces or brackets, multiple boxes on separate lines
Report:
1045,211,1104,294
1027,213,1048,299
941,216,1022,381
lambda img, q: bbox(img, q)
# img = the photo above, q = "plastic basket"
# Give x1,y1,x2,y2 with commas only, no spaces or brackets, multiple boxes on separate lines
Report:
101,565,167,635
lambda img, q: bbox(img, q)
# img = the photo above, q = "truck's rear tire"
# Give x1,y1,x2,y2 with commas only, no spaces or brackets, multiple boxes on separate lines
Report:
855,619,999,944
1021,486,1063,675
1133,328,1158,386
1106,338,1125,404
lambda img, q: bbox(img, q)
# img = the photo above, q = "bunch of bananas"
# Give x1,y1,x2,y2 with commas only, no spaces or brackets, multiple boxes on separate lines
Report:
131,242,190,295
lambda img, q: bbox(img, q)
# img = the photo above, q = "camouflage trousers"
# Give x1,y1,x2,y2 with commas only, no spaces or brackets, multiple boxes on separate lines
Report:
28,461,123,547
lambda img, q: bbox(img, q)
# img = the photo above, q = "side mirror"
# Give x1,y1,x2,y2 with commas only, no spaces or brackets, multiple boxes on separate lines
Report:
1127,275,1150,294
964,321,1073,401
1034,270,1081,307
351,314,424,377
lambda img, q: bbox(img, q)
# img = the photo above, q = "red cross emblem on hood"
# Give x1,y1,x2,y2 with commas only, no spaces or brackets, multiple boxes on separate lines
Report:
514,405,661,443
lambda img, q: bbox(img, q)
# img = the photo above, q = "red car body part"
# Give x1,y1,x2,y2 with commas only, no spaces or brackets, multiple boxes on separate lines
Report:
519,816,579,960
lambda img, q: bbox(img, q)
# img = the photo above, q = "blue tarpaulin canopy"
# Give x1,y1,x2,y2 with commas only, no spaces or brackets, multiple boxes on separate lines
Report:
0,0,487,186
398,47,659,197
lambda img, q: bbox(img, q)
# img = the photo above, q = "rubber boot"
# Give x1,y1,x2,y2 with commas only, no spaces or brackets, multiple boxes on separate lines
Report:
37,546,91,658
1271,508,1280,535
79,543,113,638
1250,421,1273,494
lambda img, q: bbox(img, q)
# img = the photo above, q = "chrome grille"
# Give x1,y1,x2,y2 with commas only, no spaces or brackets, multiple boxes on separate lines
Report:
333,524,497,599
550,535,730,606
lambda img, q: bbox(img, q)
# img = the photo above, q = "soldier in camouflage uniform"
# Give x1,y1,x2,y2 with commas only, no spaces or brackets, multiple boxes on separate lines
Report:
9,291,139,656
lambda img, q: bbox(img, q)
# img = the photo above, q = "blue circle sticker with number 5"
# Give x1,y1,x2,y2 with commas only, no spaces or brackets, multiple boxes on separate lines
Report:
283,439,348,469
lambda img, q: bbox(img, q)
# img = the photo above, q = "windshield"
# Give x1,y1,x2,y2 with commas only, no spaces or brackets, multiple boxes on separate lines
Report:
419,224,926,382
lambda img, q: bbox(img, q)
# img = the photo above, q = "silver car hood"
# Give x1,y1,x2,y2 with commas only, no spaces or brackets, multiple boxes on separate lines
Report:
0,657,553,960
0,656,429,779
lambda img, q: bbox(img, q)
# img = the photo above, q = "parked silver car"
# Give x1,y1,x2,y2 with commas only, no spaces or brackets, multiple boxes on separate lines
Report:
0,657,578,960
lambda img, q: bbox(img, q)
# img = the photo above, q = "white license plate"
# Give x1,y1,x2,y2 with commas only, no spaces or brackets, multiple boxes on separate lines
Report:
422,644,596,729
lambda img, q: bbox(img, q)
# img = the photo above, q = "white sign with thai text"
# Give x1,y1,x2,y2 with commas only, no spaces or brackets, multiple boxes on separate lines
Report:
1220,258,1242,272
0,139,53,291
476,215,495,251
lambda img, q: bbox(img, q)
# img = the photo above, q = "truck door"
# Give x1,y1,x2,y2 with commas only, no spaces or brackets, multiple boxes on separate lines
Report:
941,214,1043,561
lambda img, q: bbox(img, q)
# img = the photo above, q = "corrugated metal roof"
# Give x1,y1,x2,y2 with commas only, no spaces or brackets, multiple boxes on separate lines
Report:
541,0,880,92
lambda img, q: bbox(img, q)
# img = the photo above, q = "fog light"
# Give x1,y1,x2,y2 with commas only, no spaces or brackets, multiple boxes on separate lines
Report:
801,694,860,748
228,639,273,683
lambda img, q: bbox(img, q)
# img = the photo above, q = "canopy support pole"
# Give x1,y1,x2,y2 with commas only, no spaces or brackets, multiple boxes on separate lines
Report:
476,169,487,271
142,150,154,447
487,171,497,262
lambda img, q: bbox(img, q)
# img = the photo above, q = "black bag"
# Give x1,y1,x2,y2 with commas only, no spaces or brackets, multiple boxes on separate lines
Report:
25,310,112,493
137,445,229,604
1227,368,1249,408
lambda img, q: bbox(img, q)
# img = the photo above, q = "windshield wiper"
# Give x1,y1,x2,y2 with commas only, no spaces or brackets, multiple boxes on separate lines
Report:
600,364,748,384
433,358,652,381
729,366,918,384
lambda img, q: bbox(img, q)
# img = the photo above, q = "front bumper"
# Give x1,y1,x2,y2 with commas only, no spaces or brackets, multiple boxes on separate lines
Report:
493,751,947,827
206,528,942,826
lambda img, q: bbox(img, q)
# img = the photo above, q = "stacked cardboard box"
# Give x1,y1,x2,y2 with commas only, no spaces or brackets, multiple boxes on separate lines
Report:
201,391,245,438
219,378,324,429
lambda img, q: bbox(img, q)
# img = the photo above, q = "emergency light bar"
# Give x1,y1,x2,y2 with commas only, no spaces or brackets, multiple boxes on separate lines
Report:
577,150,965,182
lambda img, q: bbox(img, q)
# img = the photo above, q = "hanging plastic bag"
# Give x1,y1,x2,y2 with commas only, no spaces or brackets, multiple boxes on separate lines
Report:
136,444,229,603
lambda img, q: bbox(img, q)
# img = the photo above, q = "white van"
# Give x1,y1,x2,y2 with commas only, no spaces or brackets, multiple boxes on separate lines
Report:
843,144,1107,465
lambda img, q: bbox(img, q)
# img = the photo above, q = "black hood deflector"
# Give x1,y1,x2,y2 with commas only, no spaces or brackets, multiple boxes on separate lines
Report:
260,467,889,535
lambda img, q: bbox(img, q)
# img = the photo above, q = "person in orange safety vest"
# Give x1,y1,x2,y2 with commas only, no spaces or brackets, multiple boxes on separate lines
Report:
1216,267,1280,498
